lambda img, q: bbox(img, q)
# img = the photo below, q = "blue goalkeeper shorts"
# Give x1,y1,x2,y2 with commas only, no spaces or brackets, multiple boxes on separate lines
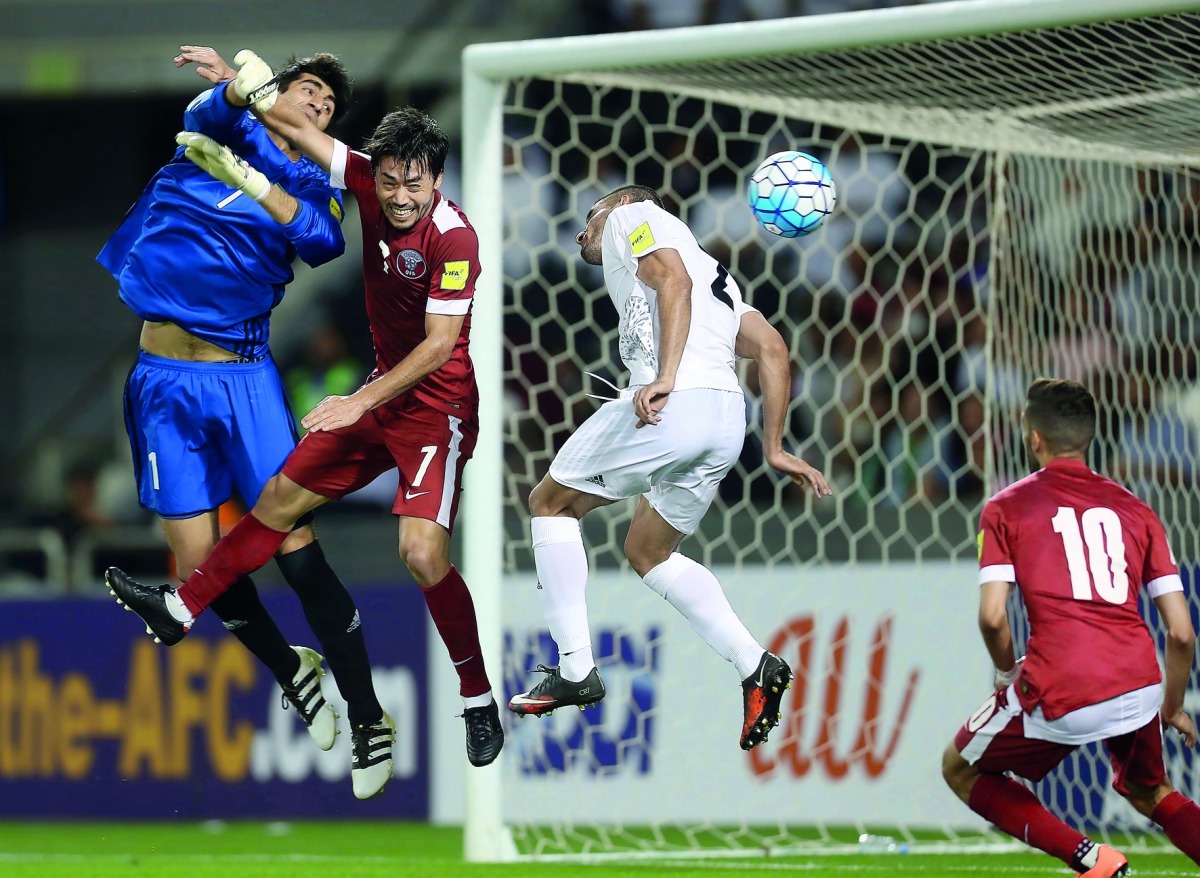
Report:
123,350,299,519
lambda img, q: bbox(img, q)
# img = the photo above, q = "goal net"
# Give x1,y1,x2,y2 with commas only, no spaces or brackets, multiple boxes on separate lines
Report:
461,0,1200,861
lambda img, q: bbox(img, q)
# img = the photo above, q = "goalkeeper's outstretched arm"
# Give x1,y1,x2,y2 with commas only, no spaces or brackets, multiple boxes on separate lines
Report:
175,131,301,226
735,309,831,498
225,50,336,174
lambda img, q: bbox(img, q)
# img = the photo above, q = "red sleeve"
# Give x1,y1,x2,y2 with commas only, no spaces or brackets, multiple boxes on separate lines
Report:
1143,508,1180,584
978,500,1016,582
342,149,376,202
428,227,480,311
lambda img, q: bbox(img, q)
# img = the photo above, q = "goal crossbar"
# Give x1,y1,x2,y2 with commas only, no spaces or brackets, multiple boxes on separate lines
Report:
463,0,1200,78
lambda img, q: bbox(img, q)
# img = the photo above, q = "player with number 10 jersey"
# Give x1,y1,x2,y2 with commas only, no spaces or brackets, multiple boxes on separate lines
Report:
978,459,1180,720
944,378,1200,877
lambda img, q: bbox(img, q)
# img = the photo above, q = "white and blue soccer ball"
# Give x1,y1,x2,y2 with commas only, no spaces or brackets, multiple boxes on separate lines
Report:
746,150,837,238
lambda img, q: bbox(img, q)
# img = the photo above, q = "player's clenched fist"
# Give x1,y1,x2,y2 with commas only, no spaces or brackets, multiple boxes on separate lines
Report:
176,131,271,203
233,49,277,112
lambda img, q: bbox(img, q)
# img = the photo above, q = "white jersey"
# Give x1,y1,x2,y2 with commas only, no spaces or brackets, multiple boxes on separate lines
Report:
601,201,753,393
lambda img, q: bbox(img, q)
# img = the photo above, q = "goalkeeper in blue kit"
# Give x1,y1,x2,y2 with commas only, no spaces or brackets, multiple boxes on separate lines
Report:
97,47,393,799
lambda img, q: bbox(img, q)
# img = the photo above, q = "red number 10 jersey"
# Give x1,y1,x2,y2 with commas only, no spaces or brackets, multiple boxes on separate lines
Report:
977,458,1183,720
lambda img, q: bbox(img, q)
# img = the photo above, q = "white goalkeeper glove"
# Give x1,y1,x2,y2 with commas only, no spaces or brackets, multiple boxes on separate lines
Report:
994,656,1024,690
233,48,277,113
176,131,271,202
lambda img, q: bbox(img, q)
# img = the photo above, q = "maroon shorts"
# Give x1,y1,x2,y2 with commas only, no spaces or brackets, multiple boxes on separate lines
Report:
283,398,477,531
954,686,1166,793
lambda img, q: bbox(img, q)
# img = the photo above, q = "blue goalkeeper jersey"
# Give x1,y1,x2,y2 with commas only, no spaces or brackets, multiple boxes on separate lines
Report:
98,86,345,360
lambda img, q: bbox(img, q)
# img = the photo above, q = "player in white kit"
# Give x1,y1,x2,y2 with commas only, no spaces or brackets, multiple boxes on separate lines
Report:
507,185,831,750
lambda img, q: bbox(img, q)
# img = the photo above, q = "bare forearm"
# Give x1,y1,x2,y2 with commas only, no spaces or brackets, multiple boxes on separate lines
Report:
755,338,792,460
1154,593,1196,718
223,79,303,139
981,619,1015,671
257,94,310,144
1163,638,1196,716
225,81,323,164
257,184,299,224
355,341,451,410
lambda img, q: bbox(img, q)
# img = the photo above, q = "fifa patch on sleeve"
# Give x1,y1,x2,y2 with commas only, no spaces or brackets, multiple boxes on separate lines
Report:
977,530,984,559
440,261,469,290
628,222,655,255
329,197,344,223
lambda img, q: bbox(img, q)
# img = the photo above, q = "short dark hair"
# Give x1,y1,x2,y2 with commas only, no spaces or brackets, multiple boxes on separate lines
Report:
1024,378,1096,453
602,185,664,209
361,107,449,179
276,53,352,124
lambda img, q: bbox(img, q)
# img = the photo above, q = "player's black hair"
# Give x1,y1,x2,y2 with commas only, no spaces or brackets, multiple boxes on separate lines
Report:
602,185,664,209
1024,377,1096,453
362,107,449,180
276,53,353,125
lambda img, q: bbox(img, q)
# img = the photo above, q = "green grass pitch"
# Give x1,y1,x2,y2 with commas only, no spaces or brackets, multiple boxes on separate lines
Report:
0,822,1194,877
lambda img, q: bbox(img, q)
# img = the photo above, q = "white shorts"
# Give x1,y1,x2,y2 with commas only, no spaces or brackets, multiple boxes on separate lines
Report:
1022,682,1162,745
549,387,746,534
960,681,1162,767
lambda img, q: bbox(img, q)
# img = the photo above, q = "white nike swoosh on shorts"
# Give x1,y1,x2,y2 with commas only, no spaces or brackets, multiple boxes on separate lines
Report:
405,490,431,500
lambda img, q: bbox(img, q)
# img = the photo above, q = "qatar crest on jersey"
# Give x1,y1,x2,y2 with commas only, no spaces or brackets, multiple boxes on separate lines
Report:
395,248,427,279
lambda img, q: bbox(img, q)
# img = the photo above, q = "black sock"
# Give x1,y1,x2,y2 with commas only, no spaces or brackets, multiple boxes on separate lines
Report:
209,576,301,687
276,541,383,727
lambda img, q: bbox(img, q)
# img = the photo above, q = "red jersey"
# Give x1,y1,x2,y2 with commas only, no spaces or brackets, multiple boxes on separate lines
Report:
335,147,479,419
977,458,1181,720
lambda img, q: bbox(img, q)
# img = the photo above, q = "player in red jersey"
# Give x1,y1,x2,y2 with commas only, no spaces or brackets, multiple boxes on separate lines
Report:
942,378,1200,877
106,52,504,777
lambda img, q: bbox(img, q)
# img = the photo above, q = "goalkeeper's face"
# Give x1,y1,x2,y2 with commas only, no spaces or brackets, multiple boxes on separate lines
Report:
375,157,443,231
280,75,337,132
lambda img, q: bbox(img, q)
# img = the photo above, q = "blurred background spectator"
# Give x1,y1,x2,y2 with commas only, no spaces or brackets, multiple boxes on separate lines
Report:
285,318,368,432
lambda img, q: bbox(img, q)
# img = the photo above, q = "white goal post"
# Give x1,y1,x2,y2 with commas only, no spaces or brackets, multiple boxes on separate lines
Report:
461,0,1200,863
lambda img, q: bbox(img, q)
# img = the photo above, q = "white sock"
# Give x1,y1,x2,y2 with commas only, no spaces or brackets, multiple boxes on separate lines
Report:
463,691,493,710
164,590,194,625
558,646,595,683
531,516,594,681
1078,843,1099,869
643,553,762,678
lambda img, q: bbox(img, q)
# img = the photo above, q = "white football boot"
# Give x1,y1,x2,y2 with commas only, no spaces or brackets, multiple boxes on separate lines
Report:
281,646,339,751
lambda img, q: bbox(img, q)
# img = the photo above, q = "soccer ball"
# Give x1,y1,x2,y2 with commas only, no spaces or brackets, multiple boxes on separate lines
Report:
746,150,837,238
